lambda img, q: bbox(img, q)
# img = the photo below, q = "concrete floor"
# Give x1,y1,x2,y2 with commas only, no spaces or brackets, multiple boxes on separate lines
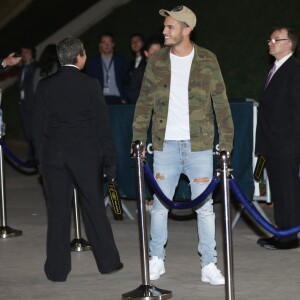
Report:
1,141,300,300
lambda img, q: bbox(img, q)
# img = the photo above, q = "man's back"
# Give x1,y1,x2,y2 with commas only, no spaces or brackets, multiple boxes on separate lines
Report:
33,66,113,160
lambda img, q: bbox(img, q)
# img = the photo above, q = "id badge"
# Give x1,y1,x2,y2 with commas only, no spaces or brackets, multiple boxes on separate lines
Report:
103,87,109,95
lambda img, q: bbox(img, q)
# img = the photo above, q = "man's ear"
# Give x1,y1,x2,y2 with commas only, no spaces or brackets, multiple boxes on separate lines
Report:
76,54,84,69
183,26,192,37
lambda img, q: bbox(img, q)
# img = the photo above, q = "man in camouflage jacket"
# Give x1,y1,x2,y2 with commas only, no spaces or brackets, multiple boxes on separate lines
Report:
132,5,234,285
132,45,233,152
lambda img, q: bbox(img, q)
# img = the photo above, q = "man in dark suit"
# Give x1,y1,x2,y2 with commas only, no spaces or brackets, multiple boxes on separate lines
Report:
85,32,128,105
31,36,123,281
17,44,37,163
256,27,300,250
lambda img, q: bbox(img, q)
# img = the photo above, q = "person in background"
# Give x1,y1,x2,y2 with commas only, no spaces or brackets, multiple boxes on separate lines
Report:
33,44,59,92
127,33,145,75
256,27,300,250
31,36,123,282
132,5,234,285
0,53,22,69
85,32,128,105
17,43,37,163
127,35,163,104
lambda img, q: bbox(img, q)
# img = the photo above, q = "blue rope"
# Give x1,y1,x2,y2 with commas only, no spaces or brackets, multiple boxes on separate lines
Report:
229,178,300,237
0,138,36,169
143,163,219,209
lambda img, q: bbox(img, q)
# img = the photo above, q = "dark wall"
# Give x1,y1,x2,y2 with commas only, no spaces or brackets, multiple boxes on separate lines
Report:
80,0,300,100
1,0,300,139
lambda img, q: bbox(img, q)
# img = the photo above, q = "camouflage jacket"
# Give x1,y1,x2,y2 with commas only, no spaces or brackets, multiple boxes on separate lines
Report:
132,44,234,152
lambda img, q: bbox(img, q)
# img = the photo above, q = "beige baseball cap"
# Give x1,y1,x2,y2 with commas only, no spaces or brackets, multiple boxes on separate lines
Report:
159,5,197,29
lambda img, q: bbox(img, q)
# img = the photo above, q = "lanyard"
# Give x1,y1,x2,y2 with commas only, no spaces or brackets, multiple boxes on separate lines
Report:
102,57,114,85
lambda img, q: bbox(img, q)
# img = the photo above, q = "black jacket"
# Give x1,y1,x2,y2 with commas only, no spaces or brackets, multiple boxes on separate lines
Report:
255,55,300,157
31,66,115,165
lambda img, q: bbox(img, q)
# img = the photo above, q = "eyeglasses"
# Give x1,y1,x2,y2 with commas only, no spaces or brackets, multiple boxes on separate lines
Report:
267,38,289,44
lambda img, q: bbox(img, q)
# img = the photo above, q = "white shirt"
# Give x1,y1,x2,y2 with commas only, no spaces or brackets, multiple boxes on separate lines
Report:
165,47,194,140
274,53,293,73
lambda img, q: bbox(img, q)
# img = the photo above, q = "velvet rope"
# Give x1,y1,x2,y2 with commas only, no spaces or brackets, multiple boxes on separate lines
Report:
0,138,36,169
229,178,300,237
143,163,219,209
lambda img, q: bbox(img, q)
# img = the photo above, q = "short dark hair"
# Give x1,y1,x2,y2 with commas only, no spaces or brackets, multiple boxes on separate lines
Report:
273,26,298,52
56,36,85,65
20,43,36,59
130,33,145,42
99,32,115,43
143,34,164,52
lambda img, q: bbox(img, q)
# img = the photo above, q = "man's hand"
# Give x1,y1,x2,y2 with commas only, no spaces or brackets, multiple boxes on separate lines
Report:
2,53,22,68
103,156,117,182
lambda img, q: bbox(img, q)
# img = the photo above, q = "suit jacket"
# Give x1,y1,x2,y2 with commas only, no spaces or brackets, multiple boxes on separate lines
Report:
255,55,300,157
84,53,128,100
31,66,115,165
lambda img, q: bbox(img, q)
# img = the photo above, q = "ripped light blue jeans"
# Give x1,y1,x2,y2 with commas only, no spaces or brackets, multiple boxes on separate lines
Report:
149,140,217,267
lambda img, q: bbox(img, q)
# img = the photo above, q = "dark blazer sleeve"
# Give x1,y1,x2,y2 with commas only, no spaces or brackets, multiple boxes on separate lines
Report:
31,80,46,164
113,53,128,100
85,55,104,88
91,78,116,158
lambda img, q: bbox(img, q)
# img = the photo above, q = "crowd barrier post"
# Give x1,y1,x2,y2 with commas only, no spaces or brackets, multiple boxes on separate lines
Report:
0,89,22,239
122,141,172,300
218,151,235,300
70,188,91,252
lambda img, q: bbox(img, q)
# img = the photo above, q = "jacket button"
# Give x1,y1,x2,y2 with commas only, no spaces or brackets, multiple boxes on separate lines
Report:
159,120,163,123
164,84,167,88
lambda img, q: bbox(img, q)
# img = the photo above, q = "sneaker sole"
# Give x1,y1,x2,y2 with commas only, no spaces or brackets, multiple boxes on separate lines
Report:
201,277,225,285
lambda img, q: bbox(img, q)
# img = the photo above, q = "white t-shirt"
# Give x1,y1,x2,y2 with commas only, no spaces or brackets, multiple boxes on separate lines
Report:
165,47,194,140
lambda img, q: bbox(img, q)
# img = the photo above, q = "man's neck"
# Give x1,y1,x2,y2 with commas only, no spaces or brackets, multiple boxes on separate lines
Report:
170,41,193,57
274,51,293,62
24,59,33,65
101,52,113,58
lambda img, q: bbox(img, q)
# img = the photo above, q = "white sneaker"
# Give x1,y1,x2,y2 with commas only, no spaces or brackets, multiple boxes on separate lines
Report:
201,263,225,285
149,256,165,280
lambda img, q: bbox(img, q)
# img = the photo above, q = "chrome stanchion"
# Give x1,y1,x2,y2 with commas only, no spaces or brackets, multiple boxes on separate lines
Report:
0,88,22,239
218,151,235,300
122,141,172,300
70,188,91,252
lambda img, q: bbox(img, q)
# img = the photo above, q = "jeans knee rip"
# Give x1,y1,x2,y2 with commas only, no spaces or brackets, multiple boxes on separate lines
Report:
192,177,210,184
155,172,165,180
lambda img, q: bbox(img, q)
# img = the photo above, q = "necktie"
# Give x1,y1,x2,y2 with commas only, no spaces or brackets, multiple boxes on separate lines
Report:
264,64,276,89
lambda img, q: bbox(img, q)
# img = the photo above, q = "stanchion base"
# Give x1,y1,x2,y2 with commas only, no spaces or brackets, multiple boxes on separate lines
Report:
70,238,91,252
0,226,23,238
122,284,172,300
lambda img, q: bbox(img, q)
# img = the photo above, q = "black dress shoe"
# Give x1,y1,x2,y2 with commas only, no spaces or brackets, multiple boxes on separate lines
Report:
257,236,299,250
